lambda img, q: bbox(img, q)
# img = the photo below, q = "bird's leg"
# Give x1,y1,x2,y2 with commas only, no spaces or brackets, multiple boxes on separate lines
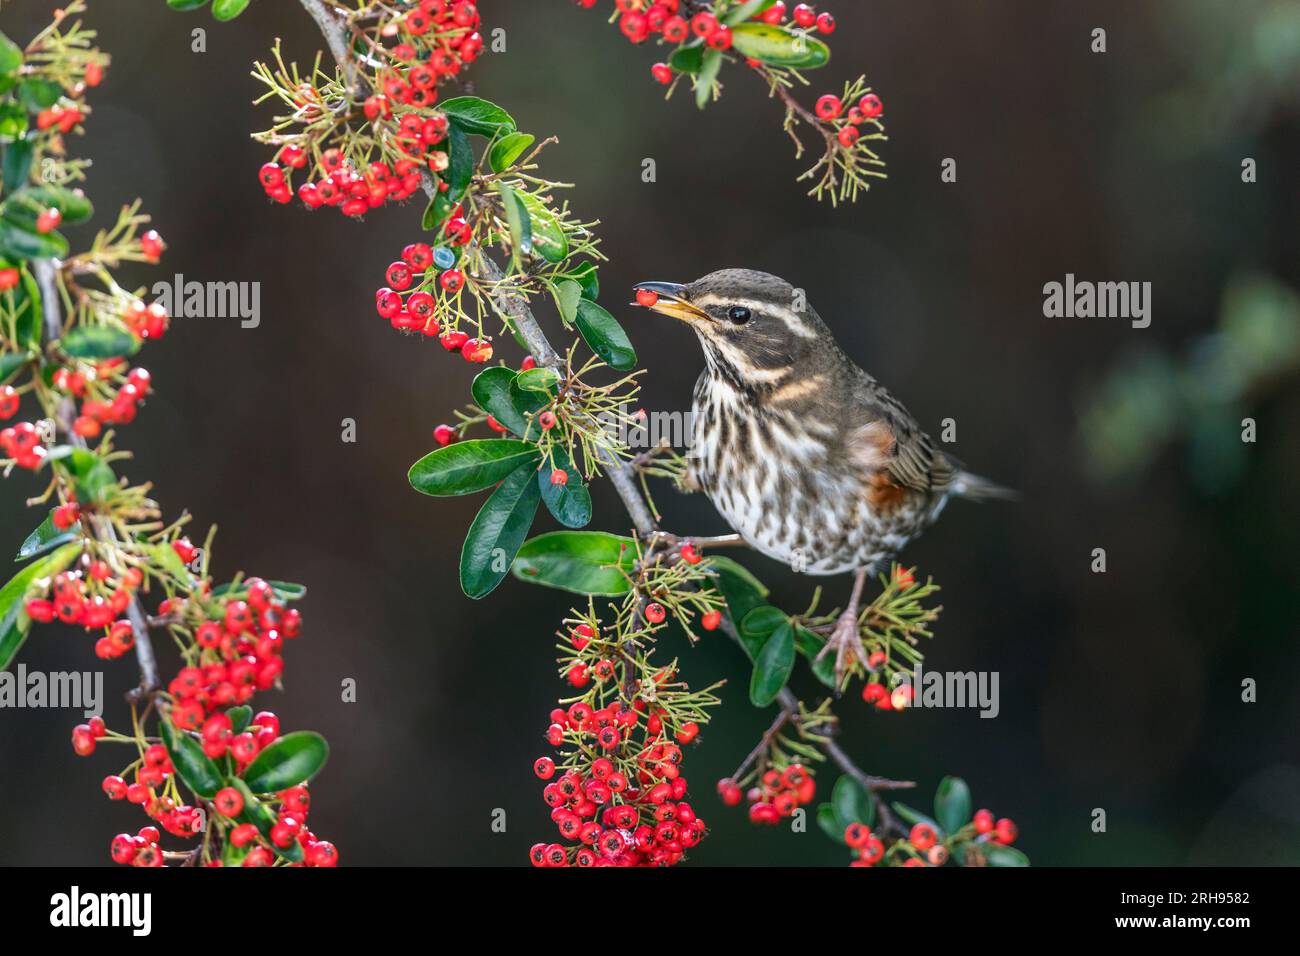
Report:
692,534,748,549
816,567,870,686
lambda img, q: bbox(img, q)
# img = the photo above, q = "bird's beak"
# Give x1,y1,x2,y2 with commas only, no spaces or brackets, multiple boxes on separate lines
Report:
632,281,712,324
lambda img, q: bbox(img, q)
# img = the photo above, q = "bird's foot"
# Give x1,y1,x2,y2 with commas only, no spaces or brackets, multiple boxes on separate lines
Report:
814,567,871,689
816,608,869,687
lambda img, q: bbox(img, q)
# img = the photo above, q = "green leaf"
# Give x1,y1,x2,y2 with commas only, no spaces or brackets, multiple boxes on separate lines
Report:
723,0,778,25
421,187,452,231
574,298,637,371
0,102,28,143
696,49,723,109
511,531,636,595
705,555,768,655
25,185,93,222
740,604,785,638
460,462,542,598
55,448,116,504
816,803,845,843
0,350,32,385
439,96,516,137
409,438,539,497
489,131,535,173
229,778,303,863
17,78,61,112
669,42,705,74
520,192,568,264
168,0,211,9
209,580,305,603
470,366,550,438
159,719,225,799
891,801,944,837
16,512,80,561
10,264,40,349
749,621,795,706
983,845,1030,867
551,278,581,327
934,776,972,835
227,704,253,735
832,774,875,829
0,30,22,77
515,366,560,392
60,325,139,360
794,624,837,688
572,262,599,301
0,543,81,671
730,23,831,69
242,731,330,793
2,136,33,191
494,181,532,263
538,446,591,529
443,122,473,199
212,0,251,19
0,214,67,259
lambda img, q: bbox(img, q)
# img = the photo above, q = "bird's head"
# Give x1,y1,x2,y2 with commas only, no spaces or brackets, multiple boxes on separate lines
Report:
633,269,836,392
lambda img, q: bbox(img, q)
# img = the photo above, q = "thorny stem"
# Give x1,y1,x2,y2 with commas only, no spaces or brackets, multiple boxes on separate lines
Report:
300,0,909,836
32,259,159,699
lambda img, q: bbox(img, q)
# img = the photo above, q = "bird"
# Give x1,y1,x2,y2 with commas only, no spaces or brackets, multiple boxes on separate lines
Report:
632,268,1013,682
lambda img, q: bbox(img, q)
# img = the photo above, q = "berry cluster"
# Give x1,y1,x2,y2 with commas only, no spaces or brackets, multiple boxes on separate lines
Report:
373,233,493,361
718,762,817,824
255,0,483,217
54,359,154,438
532,698,707,867
25,565,144,657
575,1,838,85
814,88,885,148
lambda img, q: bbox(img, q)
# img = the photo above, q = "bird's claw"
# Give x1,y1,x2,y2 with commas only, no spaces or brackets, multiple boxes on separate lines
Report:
816,609,868,688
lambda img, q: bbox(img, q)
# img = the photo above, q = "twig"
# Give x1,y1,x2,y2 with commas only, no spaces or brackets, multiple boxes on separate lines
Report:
299,0,360,95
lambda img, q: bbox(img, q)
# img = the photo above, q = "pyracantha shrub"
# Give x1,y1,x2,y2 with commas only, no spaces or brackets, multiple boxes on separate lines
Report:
0,2,335,867
230,0,1018,865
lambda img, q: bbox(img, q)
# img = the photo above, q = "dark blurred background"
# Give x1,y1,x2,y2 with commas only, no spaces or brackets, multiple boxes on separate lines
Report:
1,0,1298,865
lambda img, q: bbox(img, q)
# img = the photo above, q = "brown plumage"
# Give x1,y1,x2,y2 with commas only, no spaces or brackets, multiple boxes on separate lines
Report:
635,268,1012,678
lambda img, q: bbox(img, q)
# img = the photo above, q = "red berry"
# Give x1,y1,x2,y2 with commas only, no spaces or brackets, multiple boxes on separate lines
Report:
635,288,660,307
815,11,835,33
433,424,457,446
973,808,994,834
36,208,62,234
550,469,568,487
859,93,883,119
700,609,722,631
690,12,717,36
650,63,672,85
705,25,732,50
815,94,843,120
679,542,702,565
837,125,860,148
214,786,245,818
995,817,1018,844
645,602,666,624
909,822,937,851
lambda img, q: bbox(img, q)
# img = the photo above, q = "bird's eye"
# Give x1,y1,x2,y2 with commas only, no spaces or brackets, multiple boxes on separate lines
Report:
728,306,752,325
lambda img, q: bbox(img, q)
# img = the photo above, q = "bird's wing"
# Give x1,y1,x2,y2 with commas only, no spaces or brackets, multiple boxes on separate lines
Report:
846,391,956,498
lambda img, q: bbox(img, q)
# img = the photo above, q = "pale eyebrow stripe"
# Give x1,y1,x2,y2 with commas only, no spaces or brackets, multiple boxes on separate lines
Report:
693,294,817,338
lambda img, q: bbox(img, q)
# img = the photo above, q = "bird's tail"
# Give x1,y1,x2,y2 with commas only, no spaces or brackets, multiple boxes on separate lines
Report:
951,471,1019,502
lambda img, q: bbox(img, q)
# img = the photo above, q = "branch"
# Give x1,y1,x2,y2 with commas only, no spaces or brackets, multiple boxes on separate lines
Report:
299,0,359,95
32,259,159,698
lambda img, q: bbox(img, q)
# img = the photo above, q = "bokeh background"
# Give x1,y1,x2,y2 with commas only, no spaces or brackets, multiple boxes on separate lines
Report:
1,0,1298,865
